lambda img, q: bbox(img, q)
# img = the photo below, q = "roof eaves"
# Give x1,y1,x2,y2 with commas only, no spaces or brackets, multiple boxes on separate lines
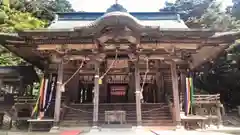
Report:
211,31,240,38
21,28,74,33
0,33,44,70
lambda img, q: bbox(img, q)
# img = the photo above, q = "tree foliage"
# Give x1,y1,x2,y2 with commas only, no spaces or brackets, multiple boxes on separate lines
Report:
162,0,240,30
0,5,46,66
0,0,74,66
162,0,213,21
162,0,240,107
10,0,74,21
0,6,46,32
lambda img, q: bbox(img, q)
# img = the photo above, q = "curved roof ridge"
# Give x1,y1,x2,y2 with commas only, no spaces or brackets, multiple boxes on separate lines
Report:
48,11,188,29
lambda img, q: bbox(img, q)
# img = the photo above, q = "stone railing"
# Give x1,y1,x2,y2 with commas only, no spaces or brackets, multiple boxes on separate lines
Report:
165,94,176,123
60,96,70,121
193,94,220,104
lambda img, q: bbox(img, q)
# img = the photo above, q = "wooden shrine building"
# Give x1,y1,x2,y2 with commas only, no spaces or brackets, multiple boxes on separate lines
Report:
1,3,240,129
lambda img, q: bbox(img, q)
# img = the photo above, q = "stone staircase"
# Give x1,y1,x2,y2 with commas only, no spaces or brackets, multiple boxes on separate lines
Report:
60,103,174,127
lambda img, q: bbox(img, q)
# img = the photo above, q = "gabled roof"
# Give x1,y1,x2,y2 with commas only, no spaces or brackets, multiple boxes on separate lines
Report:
0,10,240,70
49,20,188,29
49,11,188,29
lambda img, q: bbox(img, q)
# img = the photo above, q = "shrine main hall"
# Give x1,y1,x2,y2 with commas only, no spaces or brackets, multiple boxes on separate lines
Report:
1,3,240,129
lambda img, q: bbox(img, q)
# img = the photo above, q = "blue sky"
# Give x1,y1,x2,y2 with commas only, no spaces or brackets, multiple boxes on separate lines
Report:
68,0,233,12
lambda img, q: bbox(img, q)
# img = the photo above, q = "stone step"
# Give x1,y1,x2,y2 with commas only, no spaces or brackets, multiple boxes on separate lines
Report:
69,105,170,108
64,116,172,121
66,110,171,115
69,104,169,108
67,109,170,112
60,120,174,127
64,115,171,119
66,113,171,117
66,107,170,111
64,115,172,120
67,109,170,113
61,103,173,127
65,109,170,115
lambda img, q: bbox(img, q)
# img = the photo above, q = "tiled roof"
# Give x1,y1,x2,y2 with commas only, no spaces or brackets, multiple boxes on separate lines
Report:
49,20,188,29
48,11,188,29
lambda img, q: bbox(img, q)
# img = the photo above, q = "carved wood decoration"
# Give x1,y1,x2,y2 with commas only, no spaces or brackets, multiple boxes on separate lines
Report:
79,75,94,83
140,74,155,84
84,62,95,70
107,75,129,84
107,60,129,69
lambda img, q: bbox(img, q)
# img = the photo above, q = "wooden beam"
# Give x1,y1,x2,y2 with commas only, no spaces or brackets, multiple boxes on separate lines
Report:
36,43,213,51
97,30,138,44
180,72,186,111
16,37,230,45
139,54,188,64
37,44,96,51
139,43,200,50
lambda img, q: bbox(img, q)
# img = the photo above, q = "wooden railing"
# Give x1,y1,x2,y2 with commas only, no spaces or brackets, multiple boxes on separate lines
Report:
193,94,220,104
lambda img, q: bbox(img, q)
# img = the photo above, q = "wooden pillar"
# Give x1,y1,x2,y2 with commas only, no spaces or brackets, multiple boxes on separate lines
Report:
170,62,181,127
103,61,108,103
180,72,186,111
155,60,162,103
54,61,63,125
99,62,104,103
93,61,100,127
128,61,135,102
100,61,107,103
135,61,142,126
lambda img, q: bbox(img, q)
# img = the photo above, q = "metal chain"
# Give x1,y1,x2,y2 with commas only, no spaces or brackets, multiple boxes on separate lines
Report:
62,104,166,115
62,104,93,114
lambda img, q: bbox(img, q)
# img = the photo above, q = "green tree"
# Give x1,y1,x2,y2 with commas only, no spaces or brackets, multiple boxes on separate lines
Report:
190,2,240,30
162,0,240,107
161,0,213,21
10,0,74,21
161,0,240,30
0,4,46,66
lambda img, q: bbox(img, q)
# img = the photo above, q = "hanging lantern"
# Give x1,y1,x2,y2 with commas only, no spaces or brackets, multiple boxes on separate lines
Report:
98,78,102,84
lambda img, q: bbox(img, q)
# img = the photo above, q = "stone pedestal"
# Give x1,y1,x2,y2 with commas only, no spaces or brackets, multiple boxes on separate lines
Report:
90,126,101,132
50,126,60,133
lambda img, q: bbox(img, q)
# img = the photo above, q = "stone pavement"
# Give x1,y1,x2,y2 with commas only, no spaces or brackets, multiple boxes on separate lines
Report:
80,129,237,135
0,130,235,135
1,126,240,135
